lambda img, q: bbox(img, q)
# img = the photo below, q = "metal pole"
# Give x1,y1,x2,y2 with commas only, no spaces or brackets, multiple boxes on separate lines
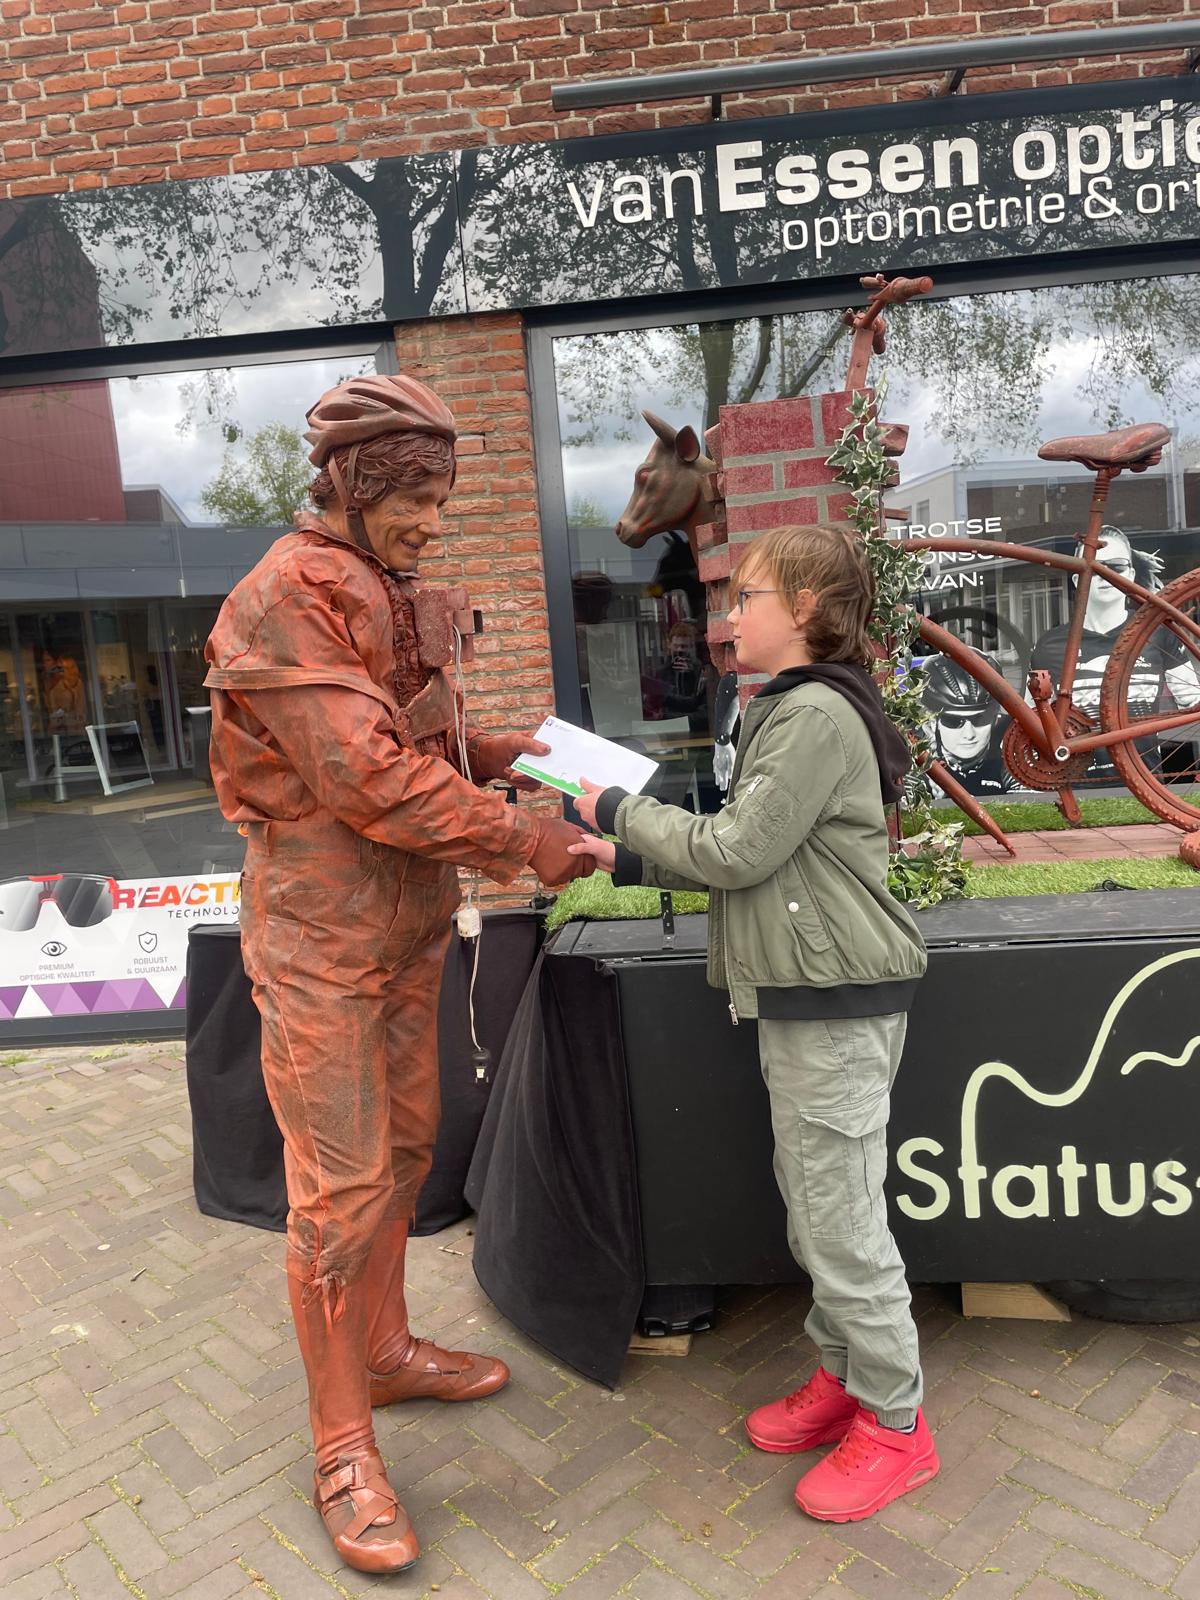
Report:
552,20,1200,110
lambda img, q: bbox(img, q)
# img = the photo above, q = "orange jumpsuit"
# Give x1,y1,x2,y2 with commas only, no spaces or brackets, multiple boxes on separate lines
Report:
204,511,537,1316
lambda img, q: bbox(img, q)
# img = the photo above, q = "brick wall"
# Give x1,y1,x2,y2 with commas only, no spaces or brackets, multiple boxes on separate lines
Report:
1,1,1197,191
697,390,861,701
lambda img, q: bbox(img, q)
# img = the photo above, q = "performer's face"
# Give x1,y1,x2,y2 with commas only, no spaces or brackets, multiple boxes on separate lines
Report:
362,471,453,573
938,707,994,762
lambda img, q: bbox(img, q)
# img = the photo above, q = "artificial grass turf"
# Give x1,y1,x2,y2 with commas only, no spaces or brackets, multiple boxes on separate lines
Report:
907,795,1197,837
544,854,1197,932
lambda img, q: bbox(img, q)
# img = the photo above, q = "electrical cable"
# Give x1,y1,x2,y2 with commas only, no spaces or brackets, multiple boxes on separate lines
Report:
452,623,490,1085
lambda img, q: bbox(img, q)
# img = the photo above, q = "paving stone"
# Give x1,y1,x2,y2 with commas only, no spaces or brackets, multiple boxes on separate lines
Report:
1027,1496,1181,1586
1045,1540,1174,1600
1124,1428,1200,1507
6,1041,1200,1600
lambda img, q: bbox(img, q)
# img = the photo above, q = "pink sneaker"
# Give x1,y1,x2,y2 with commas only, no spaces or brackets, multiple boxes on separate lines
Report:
794,1407,939,1522
745,1366,858,1453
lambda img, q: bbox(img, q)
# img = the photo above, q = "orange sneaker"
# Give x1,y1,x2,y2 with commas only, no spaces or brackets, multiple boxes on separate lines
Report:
745,1366,858,1453
794,1407,939,1522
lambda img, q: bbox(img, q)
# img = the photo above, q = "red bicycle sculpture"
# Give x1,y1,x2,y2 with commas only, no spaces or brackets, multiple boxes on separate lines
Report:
612,274,1200,850
841,275,1200,848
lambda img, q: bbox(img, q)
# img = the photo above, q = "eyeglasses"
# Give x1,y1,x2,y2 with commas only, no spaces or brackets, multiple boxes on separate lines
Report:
938,711,994,731
0,874,117,932
735,588,786,609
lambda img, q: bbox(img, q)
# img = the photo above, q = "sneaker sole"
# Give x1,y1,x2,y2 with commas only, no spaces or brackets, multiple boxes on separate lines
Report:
745,1415,857,1454
795,1450,940,1521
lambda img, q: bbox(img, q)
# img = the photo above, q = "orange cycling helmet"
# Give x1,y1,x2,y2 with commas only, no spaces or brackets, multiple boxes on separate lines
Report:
304,374,457,467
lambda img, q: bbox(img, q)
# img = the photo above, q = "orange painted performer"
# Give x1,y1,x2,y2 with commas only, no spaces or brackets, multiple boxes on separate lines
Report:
204,374,592,1574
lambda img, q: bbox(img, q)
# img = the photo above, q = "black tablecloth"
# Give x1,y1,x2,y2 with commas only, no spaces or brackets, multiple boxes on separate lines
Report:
185,908,543,1237
466,950,643,1388
460,891,1200,1388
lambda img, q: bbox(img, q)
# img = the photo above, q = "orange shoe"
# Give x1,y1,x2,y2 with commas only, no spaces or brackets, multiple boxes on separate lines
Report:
369,1335,510,1406
745,1366,858,1453
795,1408,939,1522
313,1451,420,1573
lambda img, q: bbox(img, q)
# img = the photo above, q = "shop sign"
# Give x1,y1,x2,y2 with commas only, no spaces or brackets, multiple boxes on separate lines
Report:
890,944,1200,1278
464,78,1200,309
6,79,1200,360
0,873,239,1022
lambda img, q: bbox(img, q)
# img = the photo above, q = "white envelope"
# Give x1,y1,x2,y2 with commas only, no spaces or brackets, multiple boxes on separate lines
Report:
511,716,659,798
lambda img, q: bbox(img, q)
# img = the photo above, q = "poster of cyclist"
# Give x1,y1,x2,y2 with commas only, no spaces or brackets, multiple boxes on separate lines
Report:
920,529,1200,798
0,872,240,1022
1030,527,1200,785
922,651,1021,797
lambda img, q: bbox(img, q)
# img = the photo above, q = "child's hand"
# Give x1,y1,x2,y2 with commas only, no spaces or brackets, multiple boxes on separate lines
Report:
574,776,605,830
567,835,616,873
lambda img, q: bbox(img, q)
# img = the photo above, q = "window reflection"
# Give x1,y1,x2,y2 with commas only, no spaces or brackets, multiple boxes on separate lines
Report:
552,273,1200,803
0,352,374,877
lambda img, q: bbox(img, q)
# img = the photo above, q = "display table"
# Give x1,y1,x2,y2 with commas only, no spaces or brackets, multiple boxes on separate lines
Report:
184,909,543,1236
466,891,1200,1385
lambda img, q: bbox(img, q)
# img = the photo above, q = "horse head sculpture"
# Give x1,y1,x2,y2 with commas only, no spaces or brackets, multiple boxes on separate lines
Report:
615,410,717,566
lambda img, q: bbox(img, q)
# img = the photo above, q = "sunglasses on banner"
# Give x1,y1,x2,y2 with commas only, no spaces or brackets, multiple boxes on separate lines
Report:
0,874,118,932
938,711,995,731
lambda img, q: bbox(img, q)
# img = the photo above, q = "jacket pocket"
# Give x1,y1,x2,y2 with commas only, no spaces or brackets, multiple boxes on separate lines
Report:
773,861,832,954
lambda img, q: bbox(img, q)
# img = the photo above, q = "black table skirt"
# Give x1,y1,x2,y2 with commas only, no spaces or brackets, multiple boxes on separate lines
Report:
184,908,543,1238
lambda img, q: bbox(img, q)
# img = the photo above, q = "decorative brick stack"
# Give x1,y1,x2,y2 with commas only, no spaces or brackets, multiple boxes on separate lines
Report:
698,389,864,704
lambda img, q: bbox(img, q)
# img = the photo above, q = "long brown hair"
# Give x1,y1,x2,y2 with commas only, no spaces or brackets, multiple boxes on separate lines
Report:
733,525,875,666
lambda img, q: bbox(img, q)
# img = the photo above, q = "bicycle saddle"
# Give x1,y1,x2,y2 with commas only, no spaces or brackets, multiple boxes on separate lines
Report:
1037,423,1170,472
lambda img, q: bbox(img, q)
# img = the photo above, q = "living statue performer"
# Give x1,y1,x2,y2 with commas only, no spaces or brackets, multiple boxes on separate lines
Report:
203,374,593,1574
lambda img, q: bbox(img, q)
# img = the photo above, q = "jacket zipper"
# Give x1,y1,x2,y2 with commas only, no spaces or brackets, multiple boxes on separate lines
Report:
728,999,739,1026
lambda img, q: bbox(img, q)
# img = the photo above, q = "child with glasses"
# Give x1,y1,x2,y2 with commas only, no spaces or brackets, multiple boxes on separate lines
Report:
570,524,936,1524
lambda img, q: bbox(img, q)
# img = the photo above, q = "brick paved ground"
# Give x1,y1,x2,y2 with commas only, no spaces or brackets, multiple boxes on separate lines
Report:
963,823,1185,866
5,1041,1200,1599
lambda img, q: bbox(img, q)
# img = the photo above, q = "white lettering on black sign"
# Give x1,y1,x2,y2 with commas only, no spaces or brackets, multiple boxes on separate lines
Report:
894,948,1200,1226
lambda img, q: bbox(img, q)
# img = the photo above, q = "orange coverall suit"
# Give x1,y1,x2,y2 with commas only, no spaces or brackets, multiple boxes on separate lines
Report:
204,511,538,1331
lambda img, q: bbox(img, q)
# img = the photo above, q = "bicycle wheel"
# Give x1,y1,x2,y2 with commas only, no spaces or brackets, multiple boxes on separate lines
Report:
1099,567,1200,830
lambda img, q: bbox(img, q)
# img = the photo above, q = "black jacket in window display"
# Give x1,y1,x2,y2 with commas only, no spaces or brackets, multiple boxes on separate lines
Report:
1030,620,1200,782
934,729,1020,796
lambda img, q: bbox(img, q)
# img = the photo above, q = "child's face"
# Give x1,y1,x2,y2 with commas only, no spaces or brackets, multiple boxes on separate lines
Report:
727,561,811,676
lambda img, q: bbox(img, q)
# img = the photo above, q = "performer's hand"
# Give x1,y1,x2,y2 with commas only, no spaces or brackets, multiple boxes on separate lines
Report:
468,732,550,791
568,836,616,873
529,817,596,887
575,777,605,830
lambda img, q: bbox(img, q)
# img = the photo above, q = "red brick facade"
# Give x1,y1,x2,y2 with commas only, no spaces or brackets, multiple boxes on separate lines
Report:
1,2,1197,895
0,1,1195,190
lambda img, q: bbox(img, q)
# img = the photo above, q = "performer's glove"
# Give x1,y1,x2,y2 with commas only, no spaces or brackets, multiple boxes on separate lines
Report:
467,732,549,792
529,818,597,887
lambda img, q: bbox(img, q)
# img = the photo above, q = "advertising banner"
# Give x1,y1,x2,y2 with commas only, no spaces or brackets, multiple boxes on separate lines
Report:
9,78,1200,361
0,873,240,1023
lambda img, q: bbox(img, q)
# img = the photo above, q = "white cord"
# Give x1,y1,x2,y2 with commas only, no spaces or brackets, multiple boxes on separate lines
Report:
468,921,482,1054
452,624,484,1057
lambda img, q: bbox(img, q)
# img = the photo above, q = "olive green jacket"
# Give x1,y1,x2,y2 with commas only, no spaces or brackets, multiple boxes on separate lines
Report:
605,681,927,1023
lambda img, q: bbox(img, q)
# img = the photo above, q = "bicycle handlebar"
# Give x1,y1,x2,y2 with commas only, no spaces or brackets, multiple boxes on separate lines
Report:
882,275,933,305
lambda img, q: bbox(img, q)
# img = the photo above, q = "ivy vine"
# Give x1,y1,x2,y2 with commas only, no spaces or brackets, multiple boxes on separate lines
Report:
826,381,968,909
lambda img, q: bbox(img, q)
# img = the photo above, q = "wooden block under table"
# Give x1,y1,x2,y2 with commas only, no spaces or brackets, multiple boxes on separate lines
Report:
961,1282,1071,1322
627,1332,693,1357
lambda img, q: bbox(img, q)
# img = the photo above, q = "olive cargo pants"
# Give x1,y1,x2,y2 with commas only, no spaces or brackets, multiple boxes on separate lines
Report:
757,1012,923,1430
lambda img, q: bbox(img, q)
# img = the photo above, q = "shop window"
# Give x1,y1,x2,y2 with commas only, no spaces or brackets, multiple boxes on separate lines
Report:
0,350,375,880
548,271,1200,806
